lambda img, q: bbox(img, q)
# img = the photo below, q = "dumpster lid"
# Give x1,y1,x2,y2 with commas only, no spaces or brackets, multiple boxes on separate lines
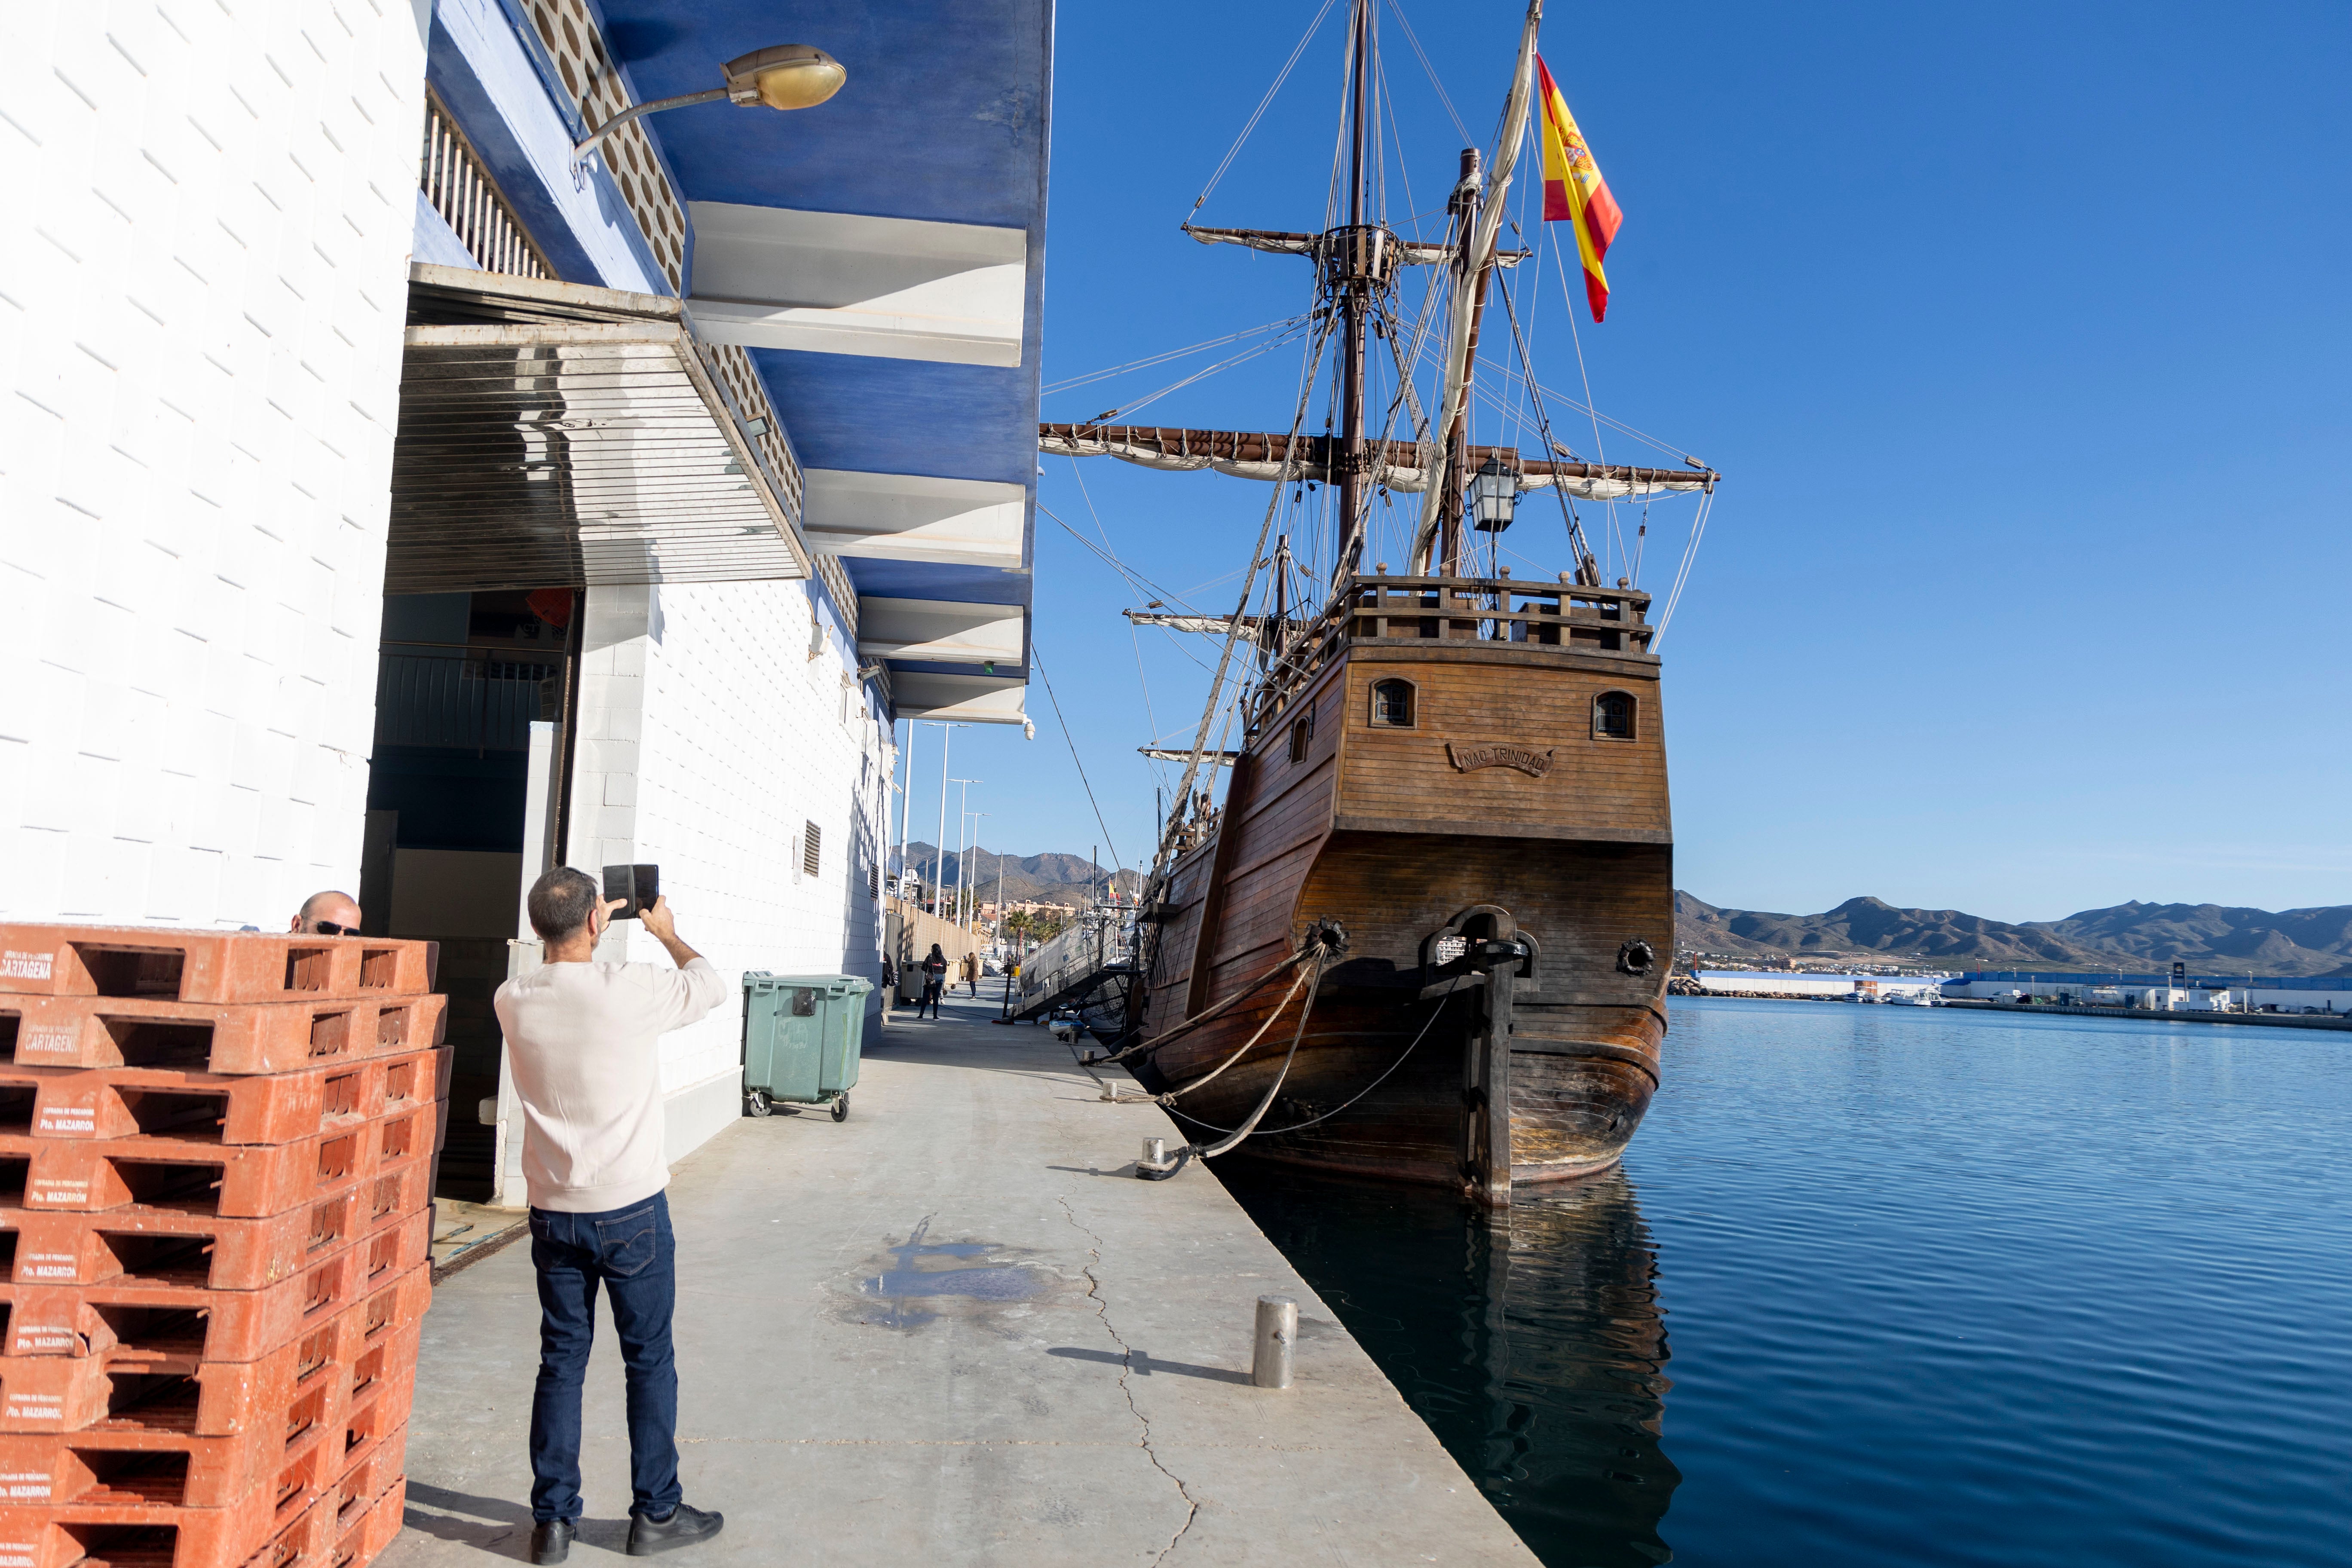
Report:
744,973,873,995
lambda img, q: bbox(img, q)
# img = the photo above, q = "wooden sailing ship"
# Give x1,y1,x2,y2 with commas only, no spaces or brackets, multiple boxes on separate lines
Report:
1051,0,1715,1205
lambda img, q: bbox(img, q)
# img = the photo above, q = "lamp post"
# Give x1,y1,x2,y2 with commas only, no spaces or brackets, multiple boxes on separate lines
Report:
895,721,917,900
932,723,970,914
573,45,847,168
949,780,979,926
964,811,991,931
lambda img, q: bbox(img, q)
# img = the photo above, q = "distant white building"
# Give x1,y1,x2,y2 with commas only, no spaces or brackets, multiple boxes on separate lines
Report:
1694,971,1951,999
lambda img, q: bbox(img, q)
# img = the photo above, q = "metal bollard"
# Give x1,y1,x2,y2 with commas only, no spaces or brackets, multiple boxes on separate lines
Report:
1252,1295,1297,1389
1140,1137,1165,1167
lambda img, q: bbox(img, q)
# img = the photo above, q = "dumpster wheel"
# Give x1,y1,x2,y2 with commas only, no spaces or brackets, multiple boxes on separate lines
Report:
745,1089,773,1118
831,1093,850,1122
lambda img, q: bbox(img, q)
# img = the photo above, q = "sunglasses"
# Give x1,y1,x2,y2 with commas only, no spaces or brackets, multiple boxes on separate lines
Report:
312,922,358,936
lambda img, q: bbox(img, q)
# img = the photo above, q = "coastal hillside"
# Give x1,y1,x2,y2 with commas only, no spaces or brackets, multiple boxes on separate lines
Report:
1677,892,2352,977
898,842,1145,907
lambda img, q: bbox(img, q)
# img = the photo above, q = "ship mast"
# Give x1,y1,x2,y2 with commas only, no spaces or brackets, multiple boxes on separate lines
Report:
1333,0,1372,576
1415,0,1545,577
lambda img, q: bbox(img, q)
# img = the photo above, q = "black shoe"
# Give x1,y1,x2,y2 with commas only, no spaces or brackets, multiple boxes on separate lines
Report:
628,1503,724,1557
530,1520,575,1565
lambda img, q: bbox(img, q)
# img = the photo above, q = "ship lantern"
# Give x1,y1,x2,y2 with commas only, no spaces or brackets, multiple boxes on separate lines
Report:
1470,456,1516,532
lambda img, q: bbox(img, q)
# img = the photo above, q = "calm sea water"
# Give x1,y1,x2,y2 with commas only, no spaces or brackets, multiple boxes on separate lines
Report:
1215,997,2352,1566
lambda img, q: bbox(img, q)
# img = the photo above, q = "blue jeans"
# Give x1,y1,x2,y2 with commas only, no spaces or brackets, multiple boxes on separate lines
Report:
527,1193,681,1524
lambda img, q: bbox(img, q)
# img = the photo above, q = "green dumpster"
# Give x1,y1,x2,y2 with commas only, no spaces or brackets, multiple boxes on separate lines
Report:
741,973,873,1121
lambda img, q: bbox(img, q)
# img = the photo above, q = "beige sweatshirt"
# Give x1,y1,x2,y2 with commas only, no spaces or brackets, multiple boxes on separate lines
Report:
493,956,728,1213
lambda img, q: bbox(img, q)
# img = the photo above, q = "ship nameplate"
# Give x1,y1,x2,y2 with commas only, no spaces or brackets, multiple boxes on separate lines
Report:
1446,742,1555,778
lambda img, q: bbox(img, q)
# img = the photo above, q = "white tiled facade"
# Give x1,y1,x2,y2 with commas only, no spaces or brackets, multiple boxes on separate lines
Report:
567,580,894,1150
0,0,426,925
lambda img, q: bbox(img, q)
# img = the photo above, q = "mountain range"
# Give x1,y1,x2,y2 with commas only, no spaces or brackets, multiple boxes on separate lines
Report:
897,843,1145,908
1677,893,2352,977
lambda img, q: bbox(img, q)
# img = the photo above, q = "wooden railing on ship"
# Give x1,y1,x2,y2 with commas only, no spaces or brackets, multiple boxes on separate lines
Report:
1343,574,1653,652
1247,574,1656,732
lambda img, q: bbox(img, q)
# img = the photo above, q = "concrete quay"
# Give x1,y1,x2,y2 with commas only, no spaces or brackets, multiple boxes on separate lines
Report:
382,990,1538,1567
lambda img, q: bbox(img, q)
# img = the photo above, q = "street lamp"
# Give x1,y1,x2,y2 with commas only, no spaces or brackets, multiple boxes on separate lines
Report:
1469,456,1517,533
574,45,847,166
949,778,980,925
964,811,991,929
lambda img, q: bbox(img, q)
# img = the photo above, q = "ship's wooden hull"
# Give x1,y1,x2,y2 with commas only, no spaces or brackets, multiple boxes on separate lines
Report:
1133,628,1672,1193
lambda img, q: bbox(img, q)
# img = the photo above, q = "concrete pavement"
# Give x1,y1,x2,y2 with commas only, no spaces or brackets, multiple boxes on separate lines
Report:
380,988,1538,1567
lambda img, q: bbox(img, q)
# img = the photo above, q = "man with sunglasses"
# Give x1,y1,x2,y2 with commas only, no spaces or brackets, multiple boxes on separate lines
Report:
291,890,363,936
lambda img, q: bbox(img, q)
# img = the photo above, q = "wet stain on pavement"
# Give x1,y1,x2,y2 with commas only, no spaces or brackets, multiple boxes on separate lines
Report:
855,1216,1053,1330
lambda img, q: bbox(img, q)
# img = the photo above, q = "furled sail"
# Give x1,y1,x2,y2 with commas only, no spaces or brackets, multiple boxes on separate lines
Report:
1125,609,1263,642
1137,747,1240,765
1181,225,1525,269
1044,424,1712,501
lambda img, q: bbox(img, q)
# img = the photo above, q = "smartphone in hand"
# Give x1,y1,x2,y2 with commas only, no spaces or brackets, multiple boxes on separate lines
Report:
603,864,660,919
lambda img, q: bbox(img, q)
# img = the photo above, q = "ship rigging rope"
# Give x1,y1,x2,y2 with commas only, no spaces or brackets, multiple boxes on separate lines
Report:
1042,314,1310,397
1147,312,1334,882
1161,974,1471,1139
1066,314,1319,428
1493,269,1597,578
1029,646,1127,881
1187,0,1337,221
1383,0,1470,144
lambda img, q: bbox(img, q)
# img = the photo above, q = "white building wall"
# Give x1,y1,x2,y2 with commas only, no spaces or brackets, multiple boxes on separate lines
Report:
565,578,892,1156
0,0,426,925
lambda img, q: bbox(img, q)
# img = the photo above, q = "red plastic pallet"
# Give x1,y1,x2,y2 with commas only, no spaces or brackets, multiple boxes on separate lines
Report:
0,1344,414,1507
2,1233,433,1364
1,1153,433,1290
0,928,432,1005
241,1467,406,1568
0,1100,437,1219
0,1411,407,1568
0,1213,428,1382
0,992,448,1076
0,1318,421,1436
0,1047,452,1147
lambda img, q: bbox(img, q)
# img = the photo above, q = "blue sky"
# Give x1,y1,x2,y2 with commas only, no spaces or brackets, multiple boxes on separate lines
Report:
893,0,2352,925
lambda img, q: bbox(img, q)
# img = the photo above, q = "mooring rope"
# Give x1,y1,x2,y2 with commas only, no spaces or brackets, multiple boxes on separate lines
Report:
1084,943,1316,1067
1161,974,1470,1139
1155,965,1316,1103
1136,926,1345,1182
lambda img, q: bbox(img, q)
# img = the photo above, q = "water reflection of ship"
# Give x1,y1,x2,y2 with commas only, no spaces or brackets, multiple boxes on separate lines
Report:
1475,1171,1680,1564
1218,1160,1680,1567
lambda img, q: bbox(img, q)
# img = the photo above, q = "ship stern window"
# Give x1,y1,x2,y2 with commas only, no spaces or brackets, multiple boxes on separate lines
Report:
1593,691,1636,740
1288,705,1315,763
1370,678,1415,728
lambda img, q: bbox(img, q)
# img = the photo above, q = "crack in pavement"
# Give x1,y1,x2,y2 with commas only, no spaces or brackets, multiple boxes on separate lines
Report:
1057,1193,1201,1563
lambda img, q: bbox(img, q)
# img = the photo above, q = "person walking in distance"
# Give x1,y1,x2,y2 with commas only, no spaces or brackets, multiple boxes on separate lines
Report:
496,869,729,1562
920,943,948,1018
960,949,980,996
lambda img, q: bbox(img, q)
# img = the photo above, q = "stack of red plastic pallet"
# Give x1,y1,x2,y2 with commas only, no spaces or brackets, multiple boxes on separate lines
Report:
0,926,447,1568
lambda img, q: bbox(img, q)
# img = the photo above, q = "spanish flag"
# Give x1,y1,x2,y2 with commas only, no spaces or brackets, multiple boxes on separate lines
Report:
1536,58,1622,322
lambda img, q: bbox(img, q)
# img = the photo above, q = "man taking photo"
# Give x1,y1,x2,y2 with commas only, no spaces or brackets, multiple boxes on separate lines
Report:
496,868,728,1562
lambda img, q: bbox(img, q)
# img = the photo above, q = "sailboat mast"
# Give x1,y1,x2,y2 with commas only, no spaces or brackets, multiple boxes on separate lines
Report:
1335,0,1372,576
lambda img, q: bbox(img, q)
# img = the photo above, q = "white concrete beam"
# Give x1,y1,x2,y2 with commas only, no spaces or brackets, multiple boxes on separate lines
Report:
803,469,1025,567
891,673,1029,725
685,202,1026,367
857,598,1024,666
